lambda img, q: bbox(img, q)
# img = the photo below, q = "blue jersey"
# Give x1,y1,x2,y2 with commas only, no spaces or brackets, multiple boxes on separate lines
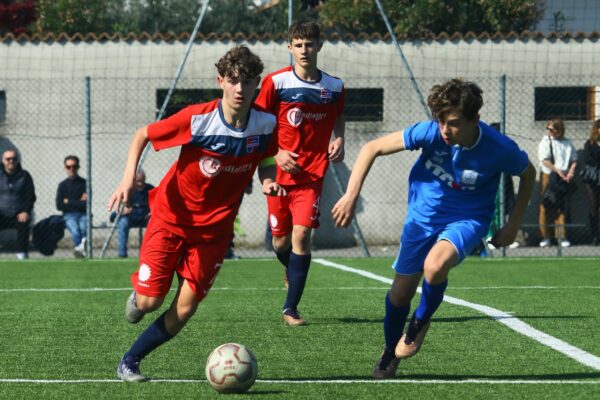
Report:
402,120,529,226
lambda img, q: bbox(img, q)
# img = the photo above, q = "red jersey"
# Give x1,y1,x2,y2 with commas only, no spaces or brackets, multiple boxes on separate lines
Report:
146,99,276,240
255,66,345,186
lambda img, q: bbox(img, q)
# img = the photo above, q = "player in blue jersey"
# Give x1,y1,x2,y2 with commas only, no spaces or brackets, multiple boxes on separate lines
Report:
332,78,536,379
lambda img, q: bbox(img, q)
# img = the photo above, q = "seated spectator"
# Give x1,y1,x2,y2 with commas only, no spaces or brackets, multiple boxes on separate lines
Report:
0,149,36,260
110,170,154,258
56,155,87,258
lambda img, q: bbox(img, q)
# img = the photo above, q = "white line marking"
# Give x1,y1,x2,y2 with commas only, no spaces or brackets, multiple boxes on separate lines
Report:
1,286,599,293
0,378,599,385
313,258,600,371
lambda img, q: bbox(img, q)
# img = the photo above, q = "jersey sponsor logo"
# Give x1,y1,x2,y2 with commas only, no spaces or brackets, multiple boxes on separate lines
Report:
199,156,222,178
320,88,332,104
221,162,253,174
291,93,303,100
246,136,260,153
138,263,151,283
286,107,327,127
211,143,226,151
424,159,475,191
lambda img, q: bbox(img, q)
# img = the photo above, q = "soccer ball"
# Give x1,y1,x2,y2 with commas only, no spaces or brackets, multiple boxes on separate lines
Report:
205,343,258,393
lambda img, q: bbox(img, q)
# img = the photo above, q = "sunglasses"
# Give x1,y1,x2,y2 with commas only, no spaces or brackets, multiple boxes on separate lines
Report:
3,157,17,162
65,164,79,170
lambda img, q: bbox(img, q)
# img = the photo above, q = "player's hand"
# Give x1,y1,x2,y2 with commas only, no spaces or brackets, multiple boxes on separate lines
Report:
488,222,518,248
262,181,286,197
328,137,345,162
107,181,134,212
275,149,300,174
332,193,357,228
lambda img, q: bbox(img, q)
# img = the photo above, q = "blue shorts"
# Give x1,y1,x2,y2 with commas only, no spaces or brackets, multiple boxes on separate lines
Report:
392,218,488,275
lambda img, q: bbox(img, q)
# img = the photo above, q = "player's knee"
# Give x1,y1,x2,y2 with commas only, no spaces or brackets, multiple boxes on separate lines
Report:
291,226,311,252
272,235,291,253
388,290,412,306
423,260,447,283
177,302,198,322
136,295,163,313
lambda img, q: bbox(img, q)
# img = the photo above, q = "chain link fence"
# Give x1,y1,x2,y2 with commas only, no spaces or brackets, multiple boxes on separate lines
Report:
0,75,598,259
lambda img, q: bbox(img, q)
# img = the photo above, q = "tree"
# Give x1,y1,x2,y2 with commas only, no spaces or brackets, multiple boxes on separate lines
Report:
32,0,127,35
0,0,36,35
319,0,545,36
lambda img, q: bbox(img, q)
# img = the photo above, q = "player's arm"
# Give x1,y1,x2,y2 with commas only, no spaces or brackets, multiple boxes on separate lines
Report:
488,161,536,247
107,126,150,212
329,114,346,162
258,157,286,196
332,130,406,227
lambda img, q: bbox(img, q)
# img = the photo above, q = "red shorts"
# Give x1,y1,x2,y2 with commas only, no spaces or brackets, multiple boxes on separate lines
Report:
130,217,230,302
267,180,323,237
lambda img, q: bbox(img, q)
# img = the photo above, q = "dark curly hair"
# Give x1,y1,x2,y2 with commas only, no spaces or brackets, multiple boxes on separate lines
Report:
215,45,264,81
427,78,483,121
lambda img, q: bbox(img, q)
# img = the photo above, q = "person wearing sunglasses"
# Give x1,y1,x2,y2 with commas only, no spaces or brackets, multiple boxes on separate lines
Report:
56,155,88,258
0,149,36,260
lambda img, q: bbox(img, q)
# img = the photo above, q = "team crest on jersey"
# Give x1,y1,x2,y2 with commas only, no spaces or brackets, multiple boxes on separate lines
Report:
246,136,260,153
320,88,332,104
199,156,222,178
461,170,479,185
287,107,303,127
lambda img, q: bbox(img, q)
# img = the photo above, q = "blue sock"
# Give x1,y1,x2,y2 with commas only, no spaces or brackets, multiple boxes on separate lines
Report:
274,245,292,268
414,278,448,322
283,252,311,311
125,312,174,360
384,293,410,350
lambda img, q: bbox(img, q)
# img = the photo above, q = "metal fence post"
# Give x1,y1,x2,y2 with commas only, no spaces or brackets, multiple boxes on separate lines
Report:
85,76,93,258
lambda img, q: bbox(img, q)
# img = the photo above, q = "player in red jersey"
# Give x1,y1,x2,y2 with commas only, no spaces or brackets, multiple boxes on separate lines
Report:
255,21,345,326
108,46,285,382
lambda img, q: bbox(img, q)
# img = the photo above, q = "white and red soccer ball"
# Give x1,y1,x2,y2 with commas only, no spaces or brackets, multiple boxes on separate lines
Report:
205,343,258,393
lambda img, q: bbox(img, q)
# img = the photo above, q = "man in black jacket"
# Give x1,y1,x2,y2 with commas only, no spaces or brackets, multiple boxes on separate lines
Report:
0,149,36,259
56,155,87,258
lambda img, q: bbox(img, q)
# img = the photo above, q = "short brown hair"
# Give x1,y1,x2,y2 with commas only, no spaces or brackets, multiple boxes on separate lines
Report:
215,45,264,81
427,78,483,121
288,20,320,43
547,118,565,139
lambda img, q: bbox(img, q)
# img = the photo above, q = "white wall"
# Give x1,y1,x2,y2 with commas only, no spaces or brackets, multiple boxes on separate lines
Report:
0,37,598,246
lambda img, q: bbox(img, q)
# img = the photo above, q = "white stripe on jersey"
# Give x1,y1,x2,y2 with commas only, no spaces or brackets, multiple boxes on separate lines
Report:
271,70,343,93
190,108,275,139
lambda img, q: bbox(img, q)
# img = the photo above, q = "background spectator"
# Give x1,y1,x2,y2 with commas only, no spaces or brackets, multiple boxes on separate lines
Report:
0,149,36,260
580,119,600,245
537,118,577,248
56,155,87,258
110,170,154,258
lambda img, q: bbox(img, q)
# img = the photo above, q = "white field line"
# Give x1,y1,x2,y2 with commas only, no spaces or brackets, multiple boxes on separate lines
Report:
1,286,600,293
1,378,599,385
313,258,600,372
